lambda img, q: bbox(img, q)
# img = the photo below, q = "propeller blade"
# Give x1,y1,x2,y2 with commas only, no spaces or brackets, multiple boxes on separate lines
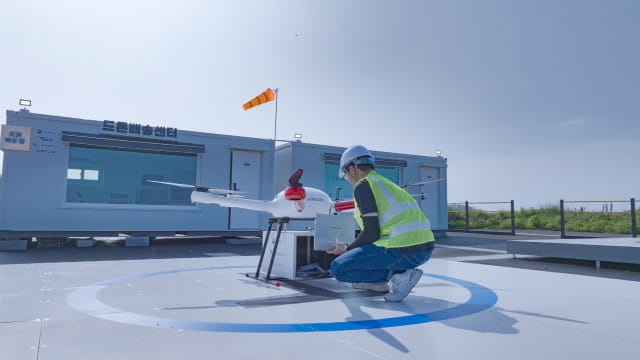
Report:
147,180,195,189
403,177,446,188
147,180,245,196
288,168,304,187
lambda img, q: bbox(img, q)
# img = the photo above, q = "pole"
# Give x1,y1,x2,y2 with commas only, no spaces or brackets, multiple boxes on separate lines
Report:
631,198,637,238
560,199,565,238
510,200,516,235
273,88,279,141
464,201,469,232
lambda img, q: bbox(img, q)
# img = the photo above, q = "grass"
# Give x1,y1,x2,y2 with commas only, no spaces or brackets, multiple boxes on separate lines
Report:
448,205,639,235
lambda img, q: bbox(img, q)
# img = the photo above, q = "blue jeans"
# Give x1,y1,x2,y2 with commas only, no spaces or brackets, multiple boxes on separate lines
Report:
330,244,432,283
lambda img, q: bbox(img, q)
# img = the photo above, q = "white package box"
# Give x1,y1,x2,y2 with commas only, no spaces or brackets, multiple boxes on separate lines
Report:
259,230,314,280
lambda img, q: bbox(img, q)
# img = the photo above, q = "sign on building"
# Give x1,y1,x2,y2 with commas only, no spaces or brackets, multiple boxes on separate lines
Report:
1,125,31,151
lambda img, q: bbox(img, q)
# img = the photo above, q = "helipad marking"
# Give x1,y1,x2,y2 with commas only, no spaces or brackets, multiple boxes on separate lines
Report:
66,265,498,333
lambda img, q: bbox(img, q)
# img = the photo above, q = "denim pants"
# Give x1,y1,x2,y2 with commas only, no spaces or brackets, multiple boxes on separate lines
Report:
330,244,433,283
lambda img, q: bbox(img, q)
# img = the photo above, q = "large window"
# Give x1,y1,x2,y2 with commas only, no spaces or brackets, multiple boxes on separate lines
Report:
324,162,400,200
66,145,197,205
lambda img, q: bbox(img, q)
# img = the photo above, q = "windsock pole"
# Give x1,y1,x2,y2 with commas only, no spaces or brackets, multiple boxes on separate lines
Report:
273,88,279,141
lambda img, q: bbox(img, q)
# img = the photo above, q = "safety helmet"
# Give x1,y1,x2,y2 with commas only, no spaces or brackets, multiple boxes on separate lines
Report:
339,145,375,178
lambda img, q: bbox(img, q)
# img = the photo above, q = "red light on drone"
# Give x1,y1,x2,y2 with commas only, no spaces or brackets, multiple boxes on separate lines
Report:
285,186,306,201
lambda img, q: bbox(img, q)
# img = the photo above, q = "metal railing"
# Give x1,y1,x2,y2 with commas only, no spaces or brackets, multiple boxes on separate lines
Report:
448,200,516,235
448,198,638,238
560,198,637,238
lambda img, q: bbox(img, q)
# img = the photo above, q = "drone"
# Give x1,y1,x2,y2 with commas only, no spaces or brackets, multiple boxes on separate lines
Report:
148,169,444,219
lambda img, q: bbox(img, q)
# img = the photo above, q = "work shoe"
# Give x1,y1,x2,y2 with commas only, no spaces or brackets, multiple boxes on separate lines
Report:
384,268,423,302
352,282,390,293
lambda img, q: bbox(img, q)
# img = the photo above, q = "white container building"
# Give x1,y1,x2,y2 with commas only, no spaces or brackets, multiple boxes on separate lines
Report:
0,110,274,241
274,141,448,236
0,109,448,248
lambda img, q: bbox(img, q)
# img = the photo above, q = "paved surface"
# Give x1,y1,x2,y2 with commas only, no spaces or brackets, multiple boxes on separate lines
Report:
1,232,639,359
3,232,638,280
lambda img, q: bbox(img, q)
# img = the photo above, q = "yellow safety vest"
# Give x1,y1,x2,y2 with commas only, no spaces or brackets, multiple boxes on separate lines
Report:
353,171,434,248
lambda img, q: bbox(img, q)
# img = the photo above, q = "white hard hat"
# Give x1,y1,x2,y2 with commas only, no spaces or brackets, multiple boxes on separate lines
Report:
339,145,375,178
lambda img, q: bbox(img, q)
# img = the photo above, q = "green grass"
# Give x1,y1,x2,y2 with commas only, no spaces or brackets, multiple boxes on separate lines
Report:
448,205,639,235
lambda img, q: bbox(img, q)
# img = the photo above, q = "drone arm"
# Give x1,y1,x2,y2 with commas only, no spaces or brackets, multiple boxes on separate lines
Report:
334,200,355,213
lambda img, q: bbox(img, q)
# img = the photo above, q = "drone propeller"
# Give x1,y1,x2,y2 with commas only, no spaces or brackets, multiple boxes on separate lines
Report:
285,168,306,201
146,180,246,196
147,180,194,189
288,168,303,187
402,177,446,188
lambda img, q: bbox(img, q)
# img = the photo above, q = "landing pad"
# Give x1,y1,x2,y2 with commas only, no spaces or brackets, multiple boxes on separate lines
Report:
1,254,638,359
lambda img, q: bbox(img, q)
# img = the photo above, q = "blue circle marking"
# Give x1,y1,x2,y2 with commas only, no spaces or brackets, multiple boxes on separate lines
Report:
66,265,498,333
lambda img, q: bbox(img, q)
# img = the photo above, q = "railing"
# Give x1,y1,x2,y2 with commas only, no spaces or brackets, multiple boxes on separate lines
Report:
448,198,638,238
560,198,637,238
448,200,516,235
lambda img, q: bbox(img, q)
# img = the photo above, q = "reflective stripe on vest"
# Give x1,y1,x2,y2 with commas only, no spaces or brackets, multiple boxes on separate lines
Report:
354,172,434,249
367,175,431,229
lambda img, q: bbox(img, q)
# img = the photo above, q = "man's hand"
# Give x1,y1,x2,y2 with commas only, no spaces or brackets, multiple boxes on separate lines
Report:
326,240,347,255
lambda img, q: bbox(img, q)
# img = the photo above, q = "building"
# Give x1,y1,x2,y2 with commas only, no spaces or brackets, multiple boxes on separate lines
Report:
0,110,274,242
0,110,448,247
274,141,448,236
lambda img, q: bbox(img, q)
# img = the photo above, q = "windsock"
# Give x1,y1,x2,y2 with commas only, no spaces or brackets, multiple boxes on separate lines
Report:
242,88,275,110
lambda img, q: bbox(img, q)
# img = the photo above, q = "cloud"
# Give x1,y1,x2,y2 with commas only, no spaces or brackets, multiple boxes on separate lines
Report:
557,118,588,129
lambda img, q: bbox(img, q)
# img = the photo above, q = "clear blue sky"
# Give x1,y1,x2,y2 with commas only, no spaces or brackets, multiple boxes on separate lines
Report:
1,0,639,208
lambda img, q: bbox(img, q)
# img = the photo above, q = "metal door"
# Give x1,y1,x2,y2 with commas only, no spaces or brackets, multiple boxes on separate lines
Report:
230,150,262,229
419,166,441,230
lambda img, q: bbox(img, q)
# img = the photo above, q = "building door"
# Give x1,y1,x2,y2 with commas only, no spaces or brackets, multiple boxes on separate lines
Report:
230,150,262,229
419,166,441,230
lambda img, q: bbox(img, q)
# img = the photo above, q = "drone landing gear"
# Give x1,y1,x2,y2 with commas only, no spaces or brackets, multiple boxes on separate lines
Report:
246,217,287,282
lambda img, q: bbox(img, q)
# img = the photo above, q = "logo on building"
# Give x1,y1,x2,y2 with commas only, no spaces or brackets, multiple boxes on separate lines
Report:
102,120,178,139
1,125,31,151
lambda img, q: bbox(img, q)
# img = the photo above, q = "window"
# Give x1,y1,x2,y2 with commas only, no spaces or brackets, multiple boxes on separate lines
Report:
67,168,100,181
66,145,197,205
67,169,82,180
84,169,100,181
324,162,400,200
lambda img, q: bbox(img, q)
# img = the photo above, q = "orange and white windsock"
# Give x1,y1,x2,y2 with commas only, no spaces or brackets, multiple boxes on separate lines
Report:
242,88,275,111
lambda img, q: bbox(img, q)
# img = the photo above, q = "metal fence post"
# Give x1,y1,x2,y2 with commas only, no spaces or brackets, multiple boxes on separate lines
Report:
631,198,637,238
464,201,469,232
560,199,565,238
510,200,516,235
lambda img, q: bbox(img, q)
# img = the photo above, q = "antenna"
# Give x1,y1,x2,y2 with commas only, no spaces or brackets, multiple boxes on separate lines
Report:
334,187,342,200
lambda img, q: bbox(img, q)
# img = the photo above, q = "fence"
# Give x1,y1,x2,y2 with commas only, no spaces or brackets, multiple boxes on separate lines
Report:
447,200,516,235
560,199,637,238
448,198,637,238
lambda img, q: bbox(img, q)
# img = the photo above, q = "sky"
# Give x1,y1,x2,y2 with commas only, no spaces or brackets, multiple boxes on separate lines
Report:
1,0,639,209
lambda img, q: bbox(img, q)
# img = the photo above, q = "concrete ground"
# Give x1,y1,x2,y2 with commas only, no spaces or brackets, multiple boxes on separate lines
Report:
3,232,639,279
1,232,639,359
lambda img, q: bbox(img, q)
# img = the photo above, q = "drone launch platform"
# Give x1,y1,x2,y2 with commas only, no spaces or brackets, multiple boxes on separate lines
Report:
1,240,638,360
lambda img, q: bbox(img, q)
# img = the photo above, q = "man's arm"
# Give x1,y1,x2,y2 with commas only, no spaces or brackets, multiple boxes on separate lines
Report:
346,180,380,250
